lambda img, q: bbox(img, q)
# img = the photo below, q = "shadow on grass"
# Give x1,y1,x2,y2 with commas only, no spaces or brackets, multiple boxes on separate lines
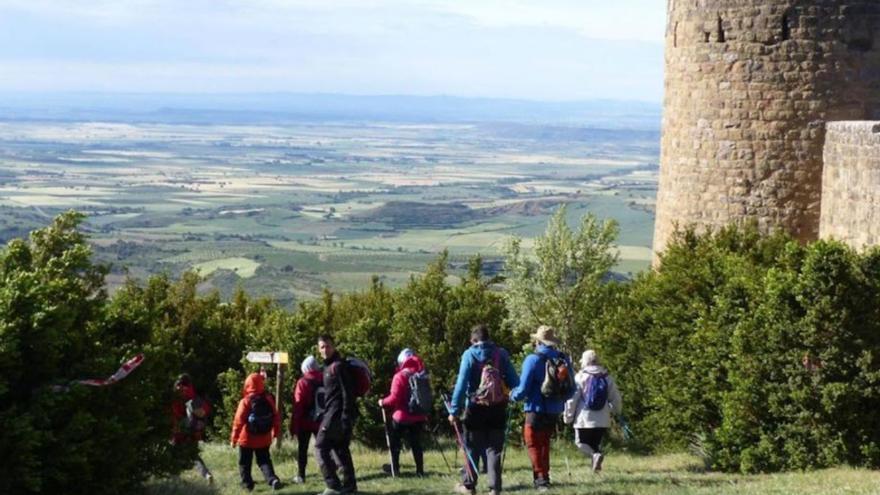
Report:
146,477,217,495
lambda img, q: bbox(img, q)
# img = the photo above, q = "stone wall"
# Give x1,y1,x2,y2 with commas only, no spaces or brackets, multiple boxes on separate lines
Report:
654,0,880,256
820,121,880,247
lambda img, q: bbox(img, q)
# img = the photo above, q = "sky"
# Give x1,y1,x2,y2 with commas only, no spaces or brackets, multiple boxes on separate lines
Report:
0,0,666,102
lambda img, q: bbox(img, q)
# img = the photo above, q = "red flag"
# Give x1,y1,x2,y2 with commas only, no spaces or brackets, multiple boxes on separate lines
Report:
75,354,145,387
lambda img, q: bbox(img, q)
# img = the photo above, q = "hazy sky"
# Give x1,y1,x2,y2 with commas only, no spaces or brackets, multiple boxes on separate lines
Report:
0,0,666,102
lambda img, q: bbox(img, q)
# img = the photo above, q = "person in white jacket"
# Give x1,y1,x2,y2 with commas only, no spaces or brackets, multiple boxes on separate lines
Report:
564,349,622,473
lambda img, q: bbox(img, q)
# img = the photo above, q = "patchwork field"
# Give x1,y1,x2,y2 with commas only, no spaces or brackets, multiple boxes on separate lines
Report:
0,120,659,305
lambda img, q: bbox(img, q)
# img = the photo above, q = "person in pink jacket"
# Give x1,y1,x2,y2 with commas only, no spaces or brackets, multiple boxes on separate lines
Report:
378,348,428,476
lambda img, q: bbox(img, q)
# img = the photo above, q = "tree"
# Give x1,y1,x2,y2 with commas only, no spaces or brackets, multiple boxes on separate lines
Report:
503,206,619,354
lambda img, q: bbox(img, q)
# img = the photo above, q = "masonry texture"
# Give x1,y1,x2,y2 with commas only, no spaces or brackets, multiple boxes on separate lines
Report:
820,122,880,247
654,0,880,255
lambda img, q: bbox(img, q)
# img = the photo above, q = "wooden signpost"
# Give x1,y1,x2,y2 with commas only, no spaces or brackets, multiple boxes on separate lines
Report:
246,351,289,448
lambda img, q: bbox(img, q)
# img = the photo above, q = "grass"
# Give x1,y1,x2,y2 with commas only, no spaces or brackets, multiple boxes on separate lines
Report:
147,442,880,495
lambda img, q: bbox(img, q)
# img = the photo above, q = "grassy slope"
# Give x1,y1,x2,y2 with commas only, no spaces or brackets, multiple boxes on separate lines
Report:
148,442,880,495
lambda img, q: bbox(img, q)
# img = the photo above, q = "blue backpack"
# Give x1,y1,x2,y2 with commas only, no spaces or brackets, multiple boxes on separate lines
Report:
584,373,609,411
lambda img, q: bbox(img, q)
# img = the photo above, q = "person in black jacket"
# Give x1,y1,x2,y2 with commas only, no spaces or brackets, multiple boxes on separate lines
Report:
315,334,358,495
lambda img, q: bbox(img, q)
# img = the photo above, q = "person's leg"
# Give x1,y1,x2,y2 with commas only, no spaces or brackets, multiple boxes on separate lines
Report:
337,426,357,492
407,422,425,475
485,428,505,492
315,428,343,490
387,421,403,475
575,428,595,457
297,430,312,480
461,425,483,489
238,447,255,490
539,426,552,484
523,421,543,483
194,454,212,481
255,447,280,486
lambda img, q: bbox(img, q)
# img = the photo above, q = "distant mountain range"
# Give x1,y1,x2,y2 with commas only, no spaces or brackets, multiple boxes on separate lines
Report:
0,92,661,129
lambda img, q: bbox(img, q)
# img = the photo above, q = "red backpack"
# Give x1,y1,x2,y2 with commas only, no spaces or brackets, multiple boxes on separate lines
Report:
471,350,507,406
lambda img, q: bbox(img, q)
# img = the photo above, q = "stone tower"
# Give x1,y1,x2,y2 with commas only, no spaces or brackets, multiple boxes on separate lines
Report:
653,0,880,255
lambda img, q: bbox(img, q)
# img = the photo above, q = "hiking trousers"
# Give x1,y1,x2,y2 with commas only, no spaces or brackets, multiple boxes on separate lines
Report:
389,420,425,475
296,430,318,479
316,422,357,491
523,413,557,486
238,446,279,489
575,427,607,456
461,426,505,492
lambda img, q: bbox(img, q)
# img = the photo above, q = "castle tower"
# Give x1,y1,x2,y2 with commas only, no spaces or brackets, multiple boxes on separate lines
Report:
653,0,880,255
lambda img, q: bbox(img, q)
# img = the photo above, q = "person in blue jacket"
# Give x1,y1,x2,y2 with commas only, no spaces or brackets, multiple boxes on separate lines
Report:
510,325,575,491
448,324,519,495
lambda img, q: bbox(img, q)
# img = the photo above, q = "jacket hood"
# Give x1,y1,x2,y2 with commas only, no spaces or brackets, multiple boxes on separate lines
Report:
399,354,425,374
535,344,563,359
242,373,266,397
177,383,196,401
303,369,323,381
580,365,608,376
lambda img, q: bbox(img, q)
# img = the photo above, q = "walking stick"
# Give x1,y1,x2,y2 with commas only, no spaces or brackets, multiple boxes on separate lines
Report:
430,422,454,473
381,407,397,478
441,393,478,484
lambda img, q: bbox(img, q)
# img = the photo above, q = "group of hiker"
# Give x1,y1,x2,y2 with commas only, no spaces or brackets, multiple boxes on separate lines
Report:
171,325,622,495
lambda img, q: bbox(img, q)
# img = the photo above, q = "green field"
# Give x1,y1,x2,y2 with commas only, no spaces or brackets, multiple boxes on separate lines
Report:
147,443,880,494
0,121,659,304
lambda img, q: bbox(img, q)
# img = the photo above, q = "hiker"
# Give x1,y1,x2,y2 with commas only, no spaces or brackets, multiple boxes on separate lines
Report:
170,374,213,483
564,349,622,473
290,356,324,484
230,372,283,491
315,334,358,495
378,348,430,477
510,325,575,491
448,324,519,495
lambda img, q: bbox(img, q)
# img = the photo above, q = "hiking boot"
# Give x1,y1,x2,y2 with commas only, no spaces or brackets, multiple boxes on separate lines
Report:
592,452,604,473
292,475,305,484
341,486,358,494
536,486,549,493
454,483,476,495
205,473,213,484
241,481,255,492
271,479,283,491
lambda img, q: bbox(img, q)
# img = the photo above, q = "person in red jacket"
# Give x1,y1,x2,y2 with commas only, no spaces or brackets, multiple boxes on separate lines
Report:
230,372,283,491
290,355,323,483
170,374,212,483
378,348,428,476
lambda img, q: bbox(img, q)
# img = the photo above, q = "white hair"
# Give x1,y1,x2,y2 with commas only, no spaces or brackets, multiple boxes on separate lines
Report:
301,355,320,375
580,349,599,368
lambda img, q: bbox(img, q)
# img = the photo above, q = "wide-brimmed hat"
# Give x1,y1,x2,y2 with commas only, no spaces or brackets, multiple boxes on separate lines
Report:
530,325,560,347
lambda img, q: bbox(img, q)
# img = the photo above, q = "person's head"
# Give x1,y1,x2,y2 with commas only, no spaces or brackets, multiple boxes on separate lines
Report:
301,355,321,375
530,325,560,348
470,324,490,344
581,349,599,369
396,348,414,366
174,373,193,395
318,334,336,360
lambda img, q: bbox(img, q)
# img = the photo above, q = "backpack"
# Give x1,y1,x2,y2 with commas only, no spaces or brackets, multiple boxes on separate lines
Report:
246,393,274,434
471,349,507,406
345,357,372,398
540,353,574,399
584,373,609,411
406,369,433,415
305,378,326,423
184,396,210,433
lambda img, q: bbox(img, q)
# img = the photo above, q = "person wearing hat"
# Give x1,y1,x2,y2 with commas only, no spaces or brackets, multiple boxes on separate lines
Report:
510,325,575,492
290,356,324,484
378,348,429,476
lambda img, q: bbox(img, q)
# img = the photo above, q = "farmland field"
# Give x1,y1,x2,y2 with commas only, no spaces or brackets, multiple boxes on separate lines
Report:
0,118,659,306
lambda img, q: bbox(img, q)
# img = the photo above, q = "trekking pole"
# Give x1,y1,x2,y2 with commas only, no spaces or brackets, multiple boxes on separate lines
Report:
441,393,478,484
380,407,397,478
430,422,454,473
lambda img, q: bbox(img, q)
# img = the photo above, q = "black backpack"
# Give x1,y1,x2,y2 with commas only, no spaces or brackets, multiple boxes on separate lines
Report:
540,353,575,399
183,396,209,433
305,378,326,423
246,393,274,434
407,370,433,415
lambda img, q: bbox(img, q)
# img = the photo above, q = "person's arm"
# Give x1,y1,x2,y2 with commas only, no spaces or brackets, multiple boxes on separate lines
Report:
608,376,623,414
502,349,521,391
291,380,307,435
230,399,246,446
510,354,536,402
449,352,472,416
565,356,577,400
382,371,405,409
270,395,282,439
339,362,354,424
